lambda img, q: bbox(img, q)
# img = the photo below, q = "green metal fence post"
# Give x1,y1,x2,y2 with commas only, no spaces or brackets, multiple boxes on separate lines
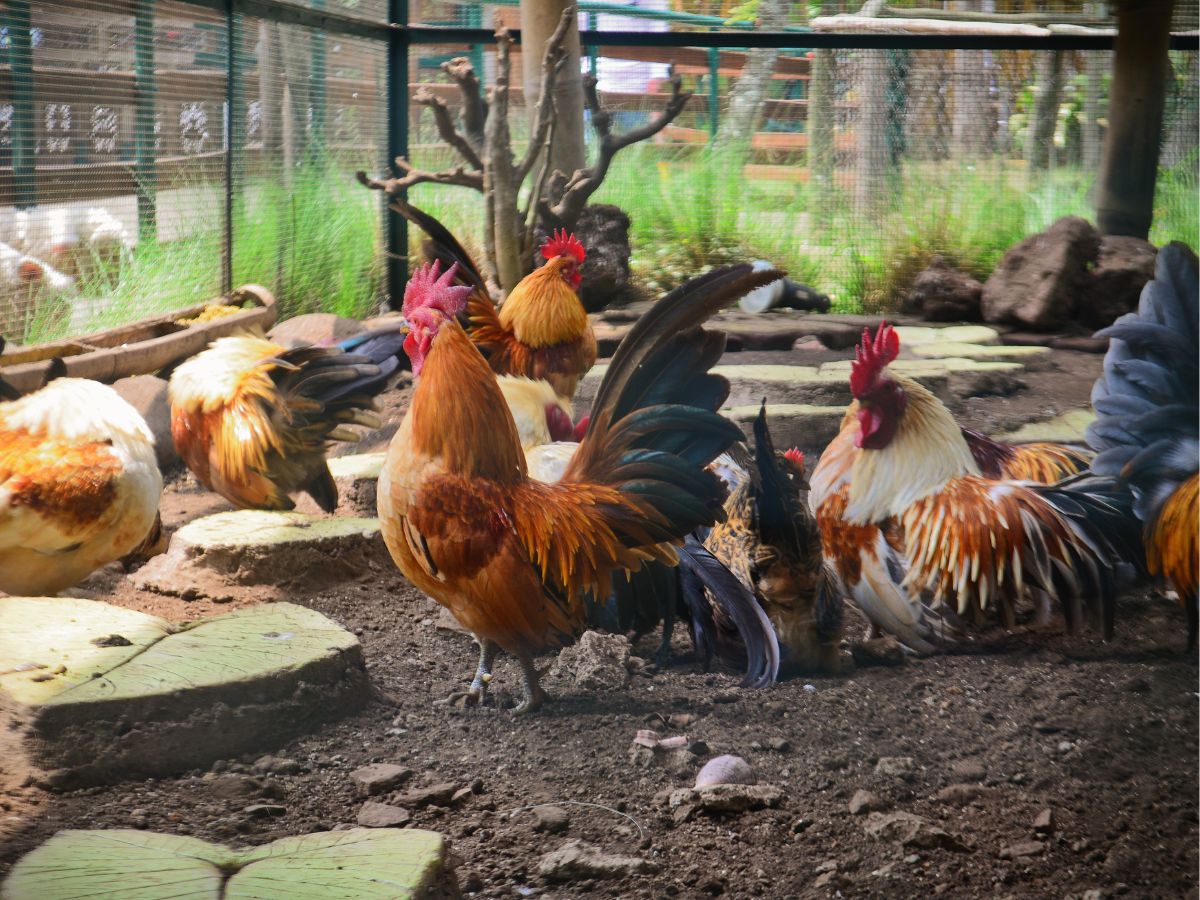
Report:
134,0,158,243
587,12,598,75
311,0,328,160
707,45,720,141
386,0,409,307
9,0,35,209
223,1,243,293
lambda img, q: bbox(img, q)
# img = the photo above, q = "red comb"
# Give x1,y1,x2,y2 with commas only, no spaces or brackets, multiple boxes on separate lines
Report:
784,447,805,468
401,261,473,319
541,229,585,264
849,322,899,397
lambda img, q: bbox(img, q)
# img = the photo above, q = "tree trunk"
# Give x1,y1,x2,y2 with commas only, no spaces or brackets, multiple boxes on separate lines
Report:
1026,49,1062,171
951,2,989,158
277,25,311,172
856,49,891,211
808,48,836,197
258,22,284,158
1096,0,1173,238
1082,50,1104,170
488,36,525,293
715,0,789,146
520,0,585,179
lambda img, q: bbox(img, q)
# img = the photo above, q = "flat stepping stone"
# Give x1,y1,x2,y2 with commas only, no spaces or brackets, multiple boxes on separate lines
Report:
0,598,366,787
2,827,454,899
135,510,386,599
910,341,1052,370
893,324,1000,347
723,404,846,456
994,408,1096,445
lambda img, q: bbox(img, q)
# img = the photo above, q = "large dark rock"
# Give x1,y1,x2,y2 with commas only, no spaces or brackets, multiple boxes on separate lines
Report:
539,204,637,312
981,217,1101,330
1083,235,1157,328
903,255,983,321
112,374,179,471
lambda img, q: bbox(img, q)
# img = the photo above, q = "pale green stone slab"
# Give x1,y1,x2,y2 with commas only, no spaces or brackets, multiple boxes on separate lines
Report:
171,510,380,549
326,453,386,481
910,341,1050,361
995,409,1096,445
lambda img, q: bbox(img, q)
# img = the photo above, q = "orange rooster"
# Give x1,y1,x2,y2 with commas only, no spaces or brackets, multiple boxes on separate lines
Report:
387,199,596,402
1087,242,1198,647
378,261,779,713
0,377,162,595
169,329,404,512
811,323,1144,650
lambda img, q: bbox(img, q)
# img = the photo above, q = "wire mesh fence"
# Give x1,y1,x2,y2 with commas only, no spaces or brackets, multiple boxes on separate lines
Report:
1,1,1197,343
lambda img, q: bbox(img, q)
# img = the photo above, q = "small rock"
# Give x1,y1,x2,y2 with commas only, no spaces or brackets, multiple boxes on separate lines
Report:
532,805,570,834
253,755,303,775
874,756,918,780
550,631,631,691
668,783,784,823
1085,234,1157,328
1033,808,1055,835
999,840,1045,860
695,755,756,788
537,839,659,881
813,871,850,890
849,789,888,816
1057,741,1076,754
398,782,459,809
765,737,791,753
864,812,969,852
356,800,411,828
451,787,474,806
210,775,265,802
949,759,987,783
814,859,839,875
935,784,986,806
629,731,699,774
903,255,984,321
243,803,286,818
350,763,413,797
792,337,827,352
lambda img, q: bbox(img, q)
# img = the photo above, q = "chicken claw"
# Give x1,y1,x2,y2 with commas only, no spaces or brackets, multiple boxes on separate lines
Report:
512,654,549,716
438,639,499,709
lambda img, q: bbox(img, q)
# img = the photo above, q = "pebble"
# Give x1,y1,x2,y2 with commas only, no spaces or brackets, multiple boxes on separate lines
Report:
999,840,1045,860
949,759,987,783
935,783,986,806
537,839,659,881
848,789,888,816
874,756,918,780
398,782,460,808
243,803,286,818
1033,807,1056,835
349,763,413,797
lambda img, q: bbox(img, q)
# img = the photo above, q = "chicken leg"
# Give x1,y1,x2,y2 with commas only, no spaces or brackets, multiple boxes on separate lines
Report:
439,638,499,708
513,653,549,716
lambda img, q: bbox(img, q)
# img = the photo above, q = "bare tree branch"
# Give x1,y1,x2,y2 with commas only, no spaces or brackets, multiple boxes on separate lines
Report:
442,57,488,154
541,71,692,229
414,87,483,171
487,25,523,292
522,100,559,257
516,4,575,183
355,160,483,195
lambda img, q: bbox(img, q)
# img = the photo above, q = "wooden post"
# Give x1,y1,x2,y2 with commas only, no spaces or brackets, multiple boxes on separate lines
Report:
809,48,835,197
519,0,585,179
856,49,890,212
134,0,158,243
1082,50,1104,170
1026,49,1063,171
1096,0,1174,237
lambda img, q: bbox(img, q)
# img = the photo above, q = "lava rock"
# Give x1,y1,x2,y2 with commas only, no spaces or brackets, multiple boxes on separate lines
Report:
550,631,631,691
904,256,984,322
1084,235,1157,328
982,216,1101,330
537,839,659,881
350,763,413,797
356,801,411,828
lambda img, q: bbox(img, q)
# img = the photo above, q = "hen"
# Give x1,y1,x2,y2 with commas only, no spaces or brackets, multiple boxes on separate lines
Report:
0,377,162,595
378,261,779,713
169,329,404,513
705,404,845,674
1087,242,1198,647
811,323,1144,649
387,198,596,402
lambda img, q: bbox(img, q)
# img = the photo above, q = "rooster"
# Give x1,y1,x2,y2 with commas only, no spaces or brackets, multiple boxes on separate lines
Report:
169,329,404,513
1087,242,1198,647
500,377,781,687
378,261,780,713
811,323,1144,649
705,405,845,674
0,377,161,595
386,198,596,402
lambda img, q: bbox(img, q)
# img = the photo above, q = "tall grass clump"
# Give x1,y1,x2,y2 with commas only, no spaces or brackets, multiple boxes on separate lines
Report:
1151,155,1199,247
232,162,382,320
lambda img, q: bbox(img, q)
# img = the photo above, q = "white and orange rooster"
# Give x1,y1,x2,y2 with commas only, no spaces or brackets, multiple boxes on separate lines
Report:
811,323,1144,649
0,377,162,595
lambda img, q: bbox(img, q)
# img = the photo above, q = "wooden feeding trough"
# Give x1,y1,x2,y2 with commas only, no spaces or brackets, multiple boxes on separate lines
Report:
0,284,277,395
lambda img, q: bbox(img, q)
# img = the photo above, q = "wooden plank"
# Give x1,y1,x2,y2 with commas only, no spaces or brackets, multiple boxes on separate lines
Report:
660,124,857,153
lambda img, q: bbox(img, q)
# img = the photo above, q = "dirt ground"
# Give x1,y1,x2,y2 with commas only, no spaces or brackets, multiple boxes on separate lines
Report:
1,340,1196,899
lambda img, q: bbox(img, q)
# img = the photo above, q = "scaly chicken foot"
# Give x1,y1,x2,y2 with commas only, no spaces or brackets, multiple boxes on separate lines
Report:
512,653,549,716
436,639,499,709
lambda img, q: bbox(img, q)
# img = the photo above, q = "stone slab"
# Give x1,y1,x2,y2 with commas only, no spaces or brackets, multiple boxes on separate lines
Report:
0,599,367,787
910,341,1052,370
723,404,846,456
1,828,454,899
893,324,1000,347
134,511,387,598
994,409,1096,446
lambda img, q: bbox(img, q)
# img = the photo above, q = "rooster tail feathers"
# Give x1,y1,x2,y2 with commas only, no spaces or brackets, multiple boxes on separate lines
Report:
750,401,808,553
678,536,780,688
386,197,488,296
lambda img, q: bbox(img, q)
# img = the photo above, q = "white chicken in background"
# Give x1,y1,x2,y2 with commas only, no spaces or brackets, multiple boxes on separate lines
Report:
0,242,78,336
0,205,134,278
0,377,162,596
